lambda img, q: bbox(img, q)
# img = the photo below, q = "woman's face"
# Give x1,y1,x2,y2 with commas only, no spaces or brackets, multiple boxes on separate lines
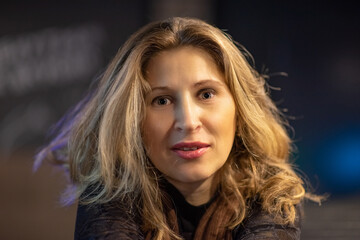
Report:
142,46,236,191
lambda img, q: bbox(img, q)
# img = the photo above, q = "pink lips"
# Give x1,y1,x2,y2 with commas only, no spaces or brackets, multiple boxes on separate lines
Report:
171,142,210,159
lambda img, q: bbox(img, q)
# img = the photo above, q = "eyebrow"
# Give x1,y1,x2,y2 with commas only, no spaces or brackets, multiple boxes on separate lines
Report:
150,79,225,92
194,79,225,88
150,86,170,92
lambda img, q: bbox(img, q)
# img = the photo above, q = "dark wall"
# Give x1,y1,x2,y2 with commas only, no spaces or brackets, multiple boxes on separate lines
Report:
0,0,147,152
216,0,360,196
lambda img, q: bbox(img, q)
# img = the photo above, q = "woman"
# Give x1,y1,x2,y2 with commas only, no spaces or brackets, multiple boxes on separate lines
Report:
36,17,316,239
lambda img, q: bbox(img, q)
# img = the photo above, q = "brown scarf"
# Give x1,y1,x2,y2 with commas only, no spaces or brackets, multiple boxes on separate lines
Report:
145,191,237,240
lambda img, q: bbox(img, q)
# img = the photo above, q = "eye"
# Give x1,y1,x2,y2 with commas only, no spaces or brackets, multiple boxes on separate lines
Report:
199,89,215,100
152,96,171,106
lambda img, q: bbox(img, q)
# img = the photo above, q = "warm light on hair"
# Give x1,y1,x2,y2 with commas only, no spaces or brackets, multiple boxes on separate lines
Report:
35,17,320,240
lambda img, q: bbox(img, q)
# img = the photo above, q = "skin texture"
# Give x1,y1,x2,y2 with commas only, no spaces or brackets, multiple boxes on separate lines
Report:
143,46,236,206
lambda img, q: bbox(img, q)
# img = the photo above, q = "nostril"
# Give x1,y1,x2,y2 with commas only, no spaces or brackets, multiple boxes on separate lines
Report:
174,118,202,132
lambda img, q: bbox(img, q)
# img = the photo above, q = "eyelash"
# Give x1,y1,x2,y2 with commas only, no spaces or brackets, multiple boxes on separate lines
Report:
199,89,215,100
151,88,216,106
152,96,172,106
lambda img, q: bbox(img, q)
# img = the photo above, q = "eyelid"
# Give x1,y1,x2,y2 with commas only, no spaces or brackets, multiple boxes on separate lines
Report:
149,87,217,106
198,88,216,99
151,95,173,106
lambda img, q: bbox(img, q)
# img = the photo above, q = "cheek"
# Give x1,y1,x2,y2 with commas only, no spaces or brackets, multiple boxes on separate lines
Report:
142,113,171,175
211,103,236,152
212,104,236,134
142,111,172,151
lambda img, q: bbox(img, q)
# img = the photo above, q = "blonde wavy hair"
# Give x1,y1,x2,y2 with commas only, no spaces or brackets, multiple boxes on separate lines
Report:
36,17,317,239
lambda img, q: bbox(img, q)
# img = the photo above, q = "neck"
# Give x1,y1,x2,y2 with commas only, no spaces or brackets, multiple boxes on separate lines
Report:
166,174,219,206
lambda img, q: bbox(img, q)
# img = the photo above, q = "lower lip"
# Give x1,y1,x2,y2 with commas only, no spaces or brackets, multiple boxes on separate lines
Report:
172,147,209,159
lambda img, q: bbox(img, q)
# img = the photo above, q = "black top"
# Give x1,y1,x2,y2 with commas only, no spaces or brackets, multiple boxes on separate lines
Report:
74,186,302,240
164,182,216,240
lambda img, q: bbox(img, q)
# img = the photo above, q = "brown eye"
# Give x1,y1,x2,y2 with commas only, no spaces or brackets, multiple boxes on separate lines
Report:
200,89,215,100
153,97,171,106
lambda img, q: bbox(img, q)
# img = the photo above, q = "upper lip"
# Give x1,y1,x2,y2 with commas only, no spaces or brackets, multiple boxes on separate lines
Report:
171,141,210,150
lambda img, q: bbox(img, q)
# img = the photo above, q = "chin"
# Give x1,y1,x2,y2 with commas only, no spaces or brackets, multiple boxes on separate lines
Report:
173,171,214,184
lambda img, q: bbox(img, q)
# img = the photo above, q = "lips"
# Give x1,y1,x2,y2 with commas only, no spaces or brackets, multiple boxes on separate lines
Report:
171,142,210,159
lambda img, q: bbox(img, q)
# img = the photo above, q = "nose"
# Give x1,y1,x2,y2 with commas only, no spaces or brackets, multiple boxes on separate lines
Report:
174,94,202,132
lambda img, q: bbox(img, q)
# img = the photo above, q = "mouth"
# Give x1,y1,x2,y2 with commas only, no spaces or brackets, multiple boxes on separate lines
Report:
171,142,210,159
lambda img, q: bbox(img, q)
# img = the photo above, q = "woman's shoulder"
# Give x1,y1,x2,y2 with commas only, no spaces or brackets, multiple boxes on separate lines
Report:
74,199,144,240
232,201,303,240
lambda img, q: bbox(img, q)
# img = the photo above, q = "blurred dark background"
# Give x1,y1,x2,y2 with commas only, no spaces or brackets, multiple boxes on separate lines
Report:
1,0,359,239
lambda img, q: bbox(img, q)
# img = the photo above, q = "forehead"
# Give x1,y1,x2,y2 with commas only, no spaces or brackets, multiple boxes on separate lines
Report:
145,46,224,86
